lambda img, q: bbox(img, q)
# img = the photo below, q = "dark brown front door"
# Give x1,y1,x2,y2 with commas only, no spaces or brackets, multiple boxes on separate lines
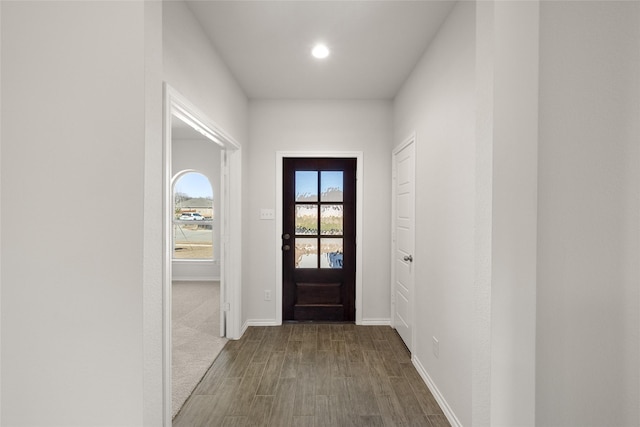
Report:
282,158,356,321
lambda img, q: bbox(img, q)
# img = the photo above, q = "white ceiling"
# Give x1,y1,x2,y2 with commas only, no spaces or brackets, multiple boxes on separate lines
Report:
186,1,456,100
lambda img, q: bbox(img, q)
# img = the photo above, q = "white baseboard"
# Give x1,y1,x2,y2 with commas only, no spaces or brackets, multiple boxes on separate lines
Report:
238,319,280,339
245,319,280,327
360,318,391,326
240,320,249,338
172,276,220,282
412,355,463,427
172,260,219,282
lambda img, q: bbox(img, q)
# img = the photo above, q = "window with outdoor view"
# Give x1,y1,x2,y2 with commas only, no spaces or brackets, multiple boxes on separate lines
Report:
173,172,213,260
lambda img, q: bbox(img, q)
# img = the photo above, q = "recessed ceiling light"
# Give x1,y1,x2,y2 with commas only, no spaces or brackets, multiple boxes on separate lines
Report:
311,44,330,59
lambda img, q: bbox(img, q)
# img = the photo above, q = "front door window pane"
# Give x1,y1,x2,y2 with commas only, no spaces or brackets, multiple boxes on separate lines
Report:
321,171,343,202
296,171,318,202
296,205,318,235
321,238,343,269
320,205,343,235
295,238,318,268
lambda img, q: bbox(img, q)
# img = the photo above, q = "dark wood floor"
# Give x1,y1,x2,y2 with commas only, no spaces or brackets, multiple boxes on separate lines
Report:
173,324,450,427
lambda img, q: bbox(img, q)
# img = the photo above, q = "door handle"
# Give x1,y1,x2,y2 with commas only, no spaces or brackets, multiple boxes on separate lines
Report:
282,244,291,251
282,233,291,240
403,255,413,262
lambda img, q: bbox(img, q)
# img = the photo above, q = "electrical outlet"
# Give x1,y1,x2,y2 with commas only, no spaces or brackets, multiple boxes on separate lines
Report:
264,290,272,301
432,337,439,359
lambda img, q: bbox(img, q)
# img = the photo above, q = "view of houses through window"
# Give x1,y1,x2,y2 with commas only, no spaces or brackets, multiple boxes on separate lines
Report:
173,172,214,260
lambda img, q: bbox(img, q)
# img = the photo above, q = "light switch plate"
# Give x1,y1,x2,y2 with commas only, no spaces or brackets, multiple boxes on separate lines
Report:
260,208,275,220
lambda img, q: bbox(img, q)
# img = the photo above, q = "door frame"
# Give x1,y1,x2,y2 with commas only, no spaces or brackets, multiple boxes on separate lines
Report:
275,151,363,325
391,134,416,351
163,84,243,425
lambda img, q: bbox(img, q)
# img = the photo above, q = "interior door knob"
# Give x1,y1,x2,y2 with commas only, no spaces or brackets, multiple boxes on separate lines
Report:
282,244,291,251
282,233,291,240
403,255,413,262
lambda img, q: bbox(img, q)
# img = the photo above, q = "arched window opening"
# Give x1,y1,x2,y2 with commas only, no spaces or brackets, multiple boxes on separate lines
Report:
173,171,214,260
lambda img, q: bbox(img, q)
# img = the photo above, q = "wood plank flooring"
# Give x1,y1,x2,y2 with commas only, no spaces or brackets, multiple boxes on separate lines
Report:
173,324,450,427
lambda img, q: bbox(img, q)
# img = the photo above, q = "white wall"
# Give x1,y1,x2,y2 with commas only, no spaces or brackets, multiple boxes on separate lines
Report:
476,2,540,425
393,2,475,426
536,2,640,426
246,100,393,324
142,1,164,424
0,2,3,421
0,1,248,424
1,2,150,425
163,1,248,144
172,137,222,281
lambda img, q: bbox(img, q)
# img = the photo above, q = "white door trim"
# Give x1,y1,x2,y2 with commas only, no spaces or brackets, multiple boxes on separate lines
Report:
391,134,416,352
163,84,242,426
275,151,364,325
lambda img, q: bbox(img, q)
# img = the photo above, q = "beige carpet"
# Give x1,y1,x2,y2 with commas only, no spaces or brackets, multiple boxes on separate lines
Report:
172,281,227,418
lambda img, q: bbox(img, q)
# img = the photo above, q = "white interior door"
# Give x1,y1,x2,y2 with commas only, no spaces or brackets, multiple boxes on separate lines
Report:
393,138,415,351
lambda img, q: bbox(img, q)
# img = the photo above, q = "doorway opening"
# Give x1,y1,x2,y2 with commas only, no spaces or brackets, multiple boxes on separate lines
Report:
170,132,222,417
163,85,242,424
